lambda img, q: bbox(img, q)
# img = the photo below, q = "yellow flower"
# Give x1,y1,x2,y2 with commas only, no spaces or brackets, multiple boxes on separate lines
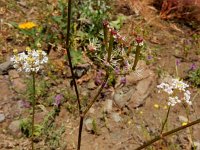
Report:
163,105,168,110
13,49,18,54
182,122,188,126
26,47,31,52
18,22,37,29
154,104,159,109
36,43,42,48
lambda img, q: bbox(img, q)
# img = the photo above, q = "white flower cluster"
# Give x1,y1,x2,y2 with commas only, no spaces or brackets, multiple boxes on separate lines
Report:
10,48,48,73
157,78,191,106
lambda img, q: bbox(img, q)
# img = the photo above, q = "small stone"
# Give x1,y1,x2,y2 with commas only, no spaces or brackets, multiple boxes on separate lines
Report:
8,120,22,138
126,60,149,86
111,113,122,122
8,70,19,79
74,67,87,78
87,80,96,90
0,114,5,123
0,60,13,75
178,116,188,123
103,99,113,113
129,71,155,108
12,78,26,93
84,118,93,131
113,89,134,108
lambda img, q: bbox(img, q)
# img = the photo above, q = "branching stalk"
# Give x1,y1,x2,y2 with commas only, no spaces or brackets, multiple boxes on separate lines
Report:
65,0,82,113
83,74,109,116
31,72,36,150
77,73,109,150
134,118,200,150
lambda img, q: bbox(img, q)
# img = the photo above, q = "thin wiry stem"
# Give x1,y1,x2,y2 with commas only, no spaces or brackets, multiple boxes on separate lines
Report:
31,72,36,150
77,73,109,150
160,105,171,134
134,118,200,150
65,0,82,113
65,1,84,149
83,73,109,116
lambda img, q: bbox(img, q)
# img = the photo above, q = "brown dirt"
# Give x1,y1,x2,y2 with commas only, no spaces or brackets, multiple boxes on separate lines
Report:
0,0,200,150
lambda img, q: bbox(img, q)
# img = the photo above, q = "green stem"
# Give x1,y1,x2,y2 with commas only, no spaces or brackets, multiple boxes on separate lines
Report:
132,45,141,70
107,34,114,62
103,25,108,52
31,72,36,150
160,105,171,134
135,118,200,150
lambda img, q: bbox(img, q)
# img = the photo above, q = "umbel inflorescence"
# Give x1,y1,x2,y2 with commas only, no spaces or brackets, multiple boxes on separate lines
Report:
10,48,48,73
157,78,191,106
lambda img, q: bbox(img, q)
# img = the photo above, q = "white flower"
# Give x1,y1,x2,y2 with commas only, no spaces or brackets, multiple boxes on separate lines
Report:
171,78,189,91
10,48,48,73
157,78,191,106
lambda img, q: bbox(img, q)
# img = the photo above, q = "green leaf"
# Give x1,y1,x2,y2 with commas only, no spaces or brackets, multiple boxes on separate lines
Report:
70,50,84,66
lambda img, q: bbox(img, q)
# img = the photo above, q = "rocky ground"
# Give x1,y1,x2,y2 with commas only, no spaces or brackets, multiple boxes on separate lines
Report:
0,0,200,150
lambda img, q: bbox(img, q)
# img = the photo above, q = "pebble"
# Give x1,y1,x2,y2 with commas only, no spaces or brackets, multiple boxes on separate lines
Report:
103,99,113,113
129,71,155,108
113,89,134,108
84,118,93,131
111,113,122,123
178,116,188,122
8,120,22,138
0,60,13,75
0,114,5,123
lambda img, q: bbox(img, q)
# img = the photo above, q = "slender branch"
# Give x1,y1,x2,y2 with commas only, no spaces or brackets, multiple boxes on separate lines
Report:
134,118,200,150
77,116,84,150
83,73,109,117
77,74,109,150
160,105,171,134
65,0,82,113
31,72,36,150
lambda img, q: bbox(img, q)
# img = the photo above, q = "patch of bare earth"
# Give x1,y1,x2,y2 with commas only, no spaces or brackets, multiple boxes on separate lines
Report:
0,0,200,150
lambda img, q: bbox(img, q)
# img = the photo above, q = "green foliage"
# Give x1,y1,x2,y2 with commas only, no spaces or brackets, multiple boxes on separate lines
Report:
110,14,126,30
25,77,49,104
74,0,111,35
69,50,84,66
20,118,43,137
92,119,99,135
188,68,200,87
20,118,32,137
44,124,66,149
